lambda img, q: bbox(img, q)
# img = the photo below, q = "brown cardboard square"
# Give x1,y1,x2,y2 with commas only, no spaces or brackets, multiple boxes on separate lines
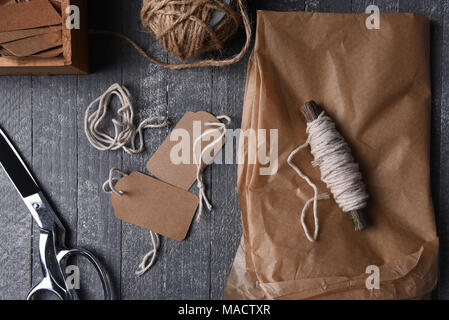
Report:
33,46,63,58
146,111,225,191
0,47,12,56
0,25,61,44
111,172,199,242
1,30,62,57
0,0,89,75
0,0,62,32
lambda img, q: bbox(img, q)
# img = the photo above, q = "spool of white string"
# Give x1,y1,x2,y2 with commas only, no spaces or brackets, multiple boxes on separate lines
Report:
308,113,368,213
289,111,368,243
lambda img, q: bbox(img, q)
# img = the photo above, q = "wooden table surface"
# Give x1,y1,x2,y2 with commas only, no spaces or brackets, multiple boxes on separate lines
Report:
0,0,448,300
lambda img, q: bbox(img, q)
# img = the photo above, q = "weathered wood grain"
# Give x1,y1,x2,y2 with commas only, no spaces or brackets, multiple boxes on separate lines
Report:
159,44,214,301
30,75,79,299
210,56,246,300
254,0,305,11
0,76,32,300
352,0,399,12
306,0,351,12
74,0,124,299
119,0,171,300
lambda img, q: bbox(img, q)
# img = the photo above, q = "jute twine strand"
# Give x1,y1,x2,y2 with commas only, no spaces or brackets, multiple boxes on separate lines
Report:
288,112,368,243
89,0,251,70
84,83,169,155
103,168,160,276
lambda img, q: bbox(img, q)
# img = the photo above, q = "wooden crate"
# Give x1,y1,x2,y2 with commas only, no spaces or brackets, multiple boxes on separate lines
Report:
0,0,88,75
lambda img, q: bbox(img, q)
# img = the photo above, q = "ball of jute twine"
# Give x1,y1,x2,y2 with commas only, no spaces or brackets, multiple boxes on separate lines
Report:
90,0,251,70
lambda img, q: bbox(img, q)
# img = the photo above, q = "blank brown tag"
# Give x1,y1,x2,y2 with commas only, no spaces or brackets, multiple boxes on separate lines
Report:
0,0,62,32
111,172,199,241
1,30,62,57
0,25,61,44
146,111,225,191
33,46,63,58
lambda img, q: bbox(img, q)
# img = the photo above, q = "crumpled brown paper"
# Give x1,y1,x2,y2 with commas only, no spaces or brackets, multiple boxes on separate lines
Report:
225,11,438,300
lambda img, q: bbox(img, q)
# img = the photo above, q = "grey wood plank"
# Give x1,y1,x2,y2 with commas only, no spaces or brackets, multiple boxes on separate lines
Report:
119,0,171,300
74,0,124,300
253,0,305,11
352,0,399,12
210,57,246,300
160,63,213,300
438,0,449,300
30,75,79,298
0,76,32,300
306,0,351,12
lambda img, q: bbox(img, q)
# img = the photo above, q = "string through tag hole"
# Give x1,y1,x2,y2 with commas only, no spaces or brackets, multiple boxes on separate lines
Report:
102,168,129,196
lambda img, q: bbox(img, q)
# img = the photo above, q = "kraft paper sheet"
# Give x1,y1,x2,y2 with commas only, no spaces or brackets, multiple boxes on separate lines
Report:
225,11,438,300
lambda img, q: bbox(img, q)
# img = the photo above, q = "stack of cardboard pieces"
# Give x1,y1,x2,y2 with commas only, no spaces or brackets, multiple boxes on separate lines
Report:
0,0,64,58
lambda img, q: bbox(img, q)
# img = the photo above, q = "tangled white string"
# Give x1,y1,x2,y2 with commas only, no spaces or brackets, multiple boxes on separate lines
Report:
288,112,368,243
85,83,169,155
193,115,231,221
103,168,160,276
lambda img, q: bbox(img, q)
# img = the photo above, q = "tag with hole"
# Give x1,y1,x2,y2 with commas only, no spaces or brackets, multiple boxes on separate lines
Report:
146,111,226,191
111,172,199,241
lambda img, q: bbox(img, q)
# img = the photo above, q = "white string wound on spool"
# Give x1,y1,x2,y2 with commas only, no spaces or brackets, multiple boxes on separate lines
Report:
288,101,369,242
193,115,231,221
84,83,169,155
102,167,160,276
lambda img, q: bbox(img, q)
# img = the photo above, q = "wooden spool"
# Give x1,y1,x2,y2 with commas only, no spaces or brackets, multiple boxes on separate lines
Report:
300,101,368,231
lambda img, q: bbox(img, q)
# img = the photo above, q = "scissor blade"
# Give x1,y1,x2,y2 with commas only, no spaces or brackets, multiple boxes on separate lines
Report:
0,127,40,198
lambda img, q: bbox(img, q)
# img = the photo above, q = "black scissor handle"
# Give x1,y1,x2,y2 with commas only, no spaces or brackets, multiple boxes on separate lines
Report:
57,248,113,300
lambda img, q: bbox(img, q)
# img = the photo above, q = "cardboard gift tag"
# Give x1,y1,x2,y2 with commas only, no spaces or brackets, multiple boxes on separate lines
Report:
0,0,62,33
0,25,61,44
0,47,12,56
111,172,199,242
33,46,63,58
1,30,62,57
146,111,226,190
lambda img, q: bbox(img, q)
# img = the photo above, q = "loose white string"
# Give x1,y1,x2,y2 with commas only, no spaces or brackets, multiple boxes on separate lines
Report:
288,146,329,242
193,115,231,221
135,230,160,276
102,168,161,276
288,112,368,242
85,83,169,155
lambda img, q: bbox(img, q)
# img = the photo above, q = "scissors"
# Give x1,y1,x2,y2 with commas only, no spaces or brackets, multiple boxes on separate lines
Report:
0,127,113,300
